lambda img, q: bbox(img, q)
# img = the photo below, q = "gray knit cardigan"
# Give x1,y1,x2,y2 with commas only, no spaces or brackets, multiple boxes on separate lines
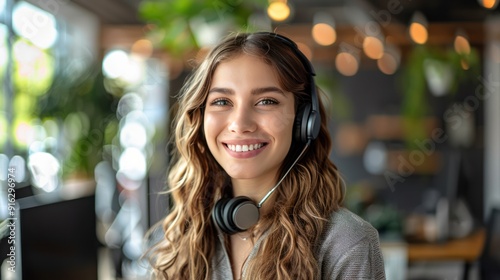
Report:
211,208,386,280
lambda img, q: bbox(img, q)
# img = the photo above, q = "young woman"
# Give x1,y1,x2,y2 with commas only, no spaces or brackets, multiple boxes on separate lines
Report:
149,32,385,279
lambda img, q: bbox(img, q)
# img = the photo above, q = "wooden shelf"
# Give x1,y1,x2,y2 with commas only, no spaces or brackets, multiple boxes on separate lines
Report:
407,228,486,262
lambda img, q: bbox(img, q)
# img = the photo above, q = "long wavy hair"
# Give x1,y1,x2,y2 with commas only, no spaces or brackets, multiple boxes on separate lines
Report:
148,32,344,280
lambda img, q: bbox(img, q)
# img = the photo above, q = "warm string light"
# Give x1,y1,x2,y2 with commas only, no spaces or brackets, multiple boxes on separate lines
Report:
478,0,499,9
303,11,473,76
131,39,153,58
335,51,359,76
453,29,472,70
409,11,428,45
377,41,401,75
454,29,471,55
312,12,336,46
357,19,385,60
312,23,336,46
363,36,384,59
267,0,291,22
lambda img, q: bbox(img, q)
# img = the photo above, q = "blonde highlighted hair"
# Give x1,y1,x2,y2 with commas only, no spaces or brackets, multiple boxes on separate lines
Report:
148,32,344,279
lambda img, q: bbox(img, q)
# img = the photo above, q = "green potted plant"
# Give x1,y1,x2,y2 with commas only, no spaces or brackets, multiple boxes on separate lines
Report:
400,44,480,148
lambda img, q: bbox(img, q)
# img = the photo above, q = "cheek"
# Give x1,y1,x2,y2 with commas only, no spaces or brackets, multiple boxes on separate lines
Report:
203,113,221,145
263,108,296,138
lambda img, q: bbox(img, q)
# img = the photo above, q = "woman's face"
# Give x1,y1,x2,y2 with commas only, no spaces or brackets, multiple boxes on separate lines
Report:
203,54,295,185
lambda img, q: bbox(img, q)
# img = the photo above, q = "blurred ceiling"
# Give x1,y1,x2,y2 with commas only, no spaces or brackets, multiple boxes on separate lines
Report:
72,0,495,25
71,0,143,24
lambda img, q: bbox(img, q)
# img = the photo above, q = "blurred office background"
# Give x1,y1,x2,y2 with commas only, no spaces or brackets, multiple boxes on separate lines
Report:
0,0,499,279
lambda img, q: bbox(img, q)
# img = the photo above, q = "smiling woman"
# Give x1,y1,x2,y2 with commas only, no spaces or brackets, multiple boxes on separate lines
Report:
204,54,295,186
147,32,385,280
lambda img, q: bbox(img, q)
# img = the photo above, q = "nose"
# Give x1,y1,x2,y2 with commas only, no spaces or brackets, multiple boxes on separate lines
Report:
228,105,257,134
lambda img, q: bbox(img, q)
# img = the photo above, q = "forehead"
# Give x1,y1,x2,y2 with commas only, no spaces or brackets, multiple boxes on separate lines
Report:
211,54,278,83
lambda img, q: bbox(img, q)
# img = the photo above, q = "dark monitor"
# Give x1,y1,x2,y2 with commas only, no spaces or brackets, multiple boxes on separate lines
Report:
18,193,99,280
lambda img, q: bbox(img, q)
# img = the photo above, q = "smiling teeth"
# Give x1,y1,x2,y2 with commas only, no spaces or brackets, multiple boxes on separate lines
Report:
227,143,264,152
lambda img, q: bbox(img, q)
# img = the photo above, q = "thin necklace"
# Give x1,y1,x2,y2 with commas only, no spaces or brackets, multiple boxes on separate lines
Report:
236,231,253,241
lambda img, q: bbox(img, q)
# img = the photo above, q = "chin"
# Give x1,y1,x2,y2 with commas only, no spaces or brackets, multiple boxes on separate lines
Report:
225,171,257,180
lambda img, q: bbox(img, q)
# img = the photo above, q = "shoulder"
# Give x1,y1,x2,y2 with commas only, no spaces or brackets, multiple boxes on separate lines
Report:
320,208,380,246
316,208,386,279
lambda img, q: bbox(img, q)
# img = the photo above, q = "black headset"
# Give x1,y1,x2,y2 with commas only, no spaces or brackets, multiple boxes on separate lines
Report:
212,32,321,234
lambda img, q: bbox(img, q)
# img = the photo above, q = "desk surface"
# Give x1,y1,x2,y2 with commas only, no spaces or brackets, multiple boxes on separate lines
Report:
407,228,486,262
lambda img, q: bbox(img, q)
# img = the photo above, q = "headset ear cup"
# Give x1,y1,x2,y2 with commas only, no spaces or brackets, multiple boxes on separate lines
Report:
307,109,321,141
213,198,232,234
213,196,260,234
231,198,259,231
294,103,311,143
222,197,253,234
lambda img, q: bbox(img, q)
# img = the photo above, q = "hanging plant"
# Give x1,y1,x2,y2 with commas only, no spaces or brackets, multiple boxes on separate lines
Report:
400,44,480,149
139,0,268,57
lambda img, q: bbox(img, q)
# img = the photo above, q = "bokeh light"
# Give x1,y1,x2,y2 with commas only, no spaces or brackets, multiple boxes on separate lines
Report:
9,155,26,183
103,49,146,87
378,53,398,75
0,24,7,76
0,154,8,181
131,39,153,58
12,1,58,49
123,110,155,140
14,93,35,117
454,34,471,55
13,39,55,96
103,49,129,79
377,43,401,75
95,161,116,224
479,0,499,9
117,93,143,119
409,12,428,45
363,141,388,175
121,55,145,85
120,122,147,149
312,12,336,46
14,120,33,147
409,23,428,44
29,140,45,154
0,0,5,15
118,148,147,184
363,36,384,59
28,152,60,192
267,1,291,22
30,124,47,142
312,23,336,46
335,51,359,76
461,59,470,70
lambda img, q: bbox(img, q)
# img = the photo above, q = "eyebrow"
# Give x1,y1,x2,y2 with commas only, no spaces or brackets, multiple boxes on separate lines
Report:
208,86,286,96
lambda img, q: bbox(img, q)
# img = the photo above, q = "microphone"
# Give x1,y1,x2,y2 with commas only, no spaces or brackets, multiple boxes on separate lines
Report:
257,141,310,208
